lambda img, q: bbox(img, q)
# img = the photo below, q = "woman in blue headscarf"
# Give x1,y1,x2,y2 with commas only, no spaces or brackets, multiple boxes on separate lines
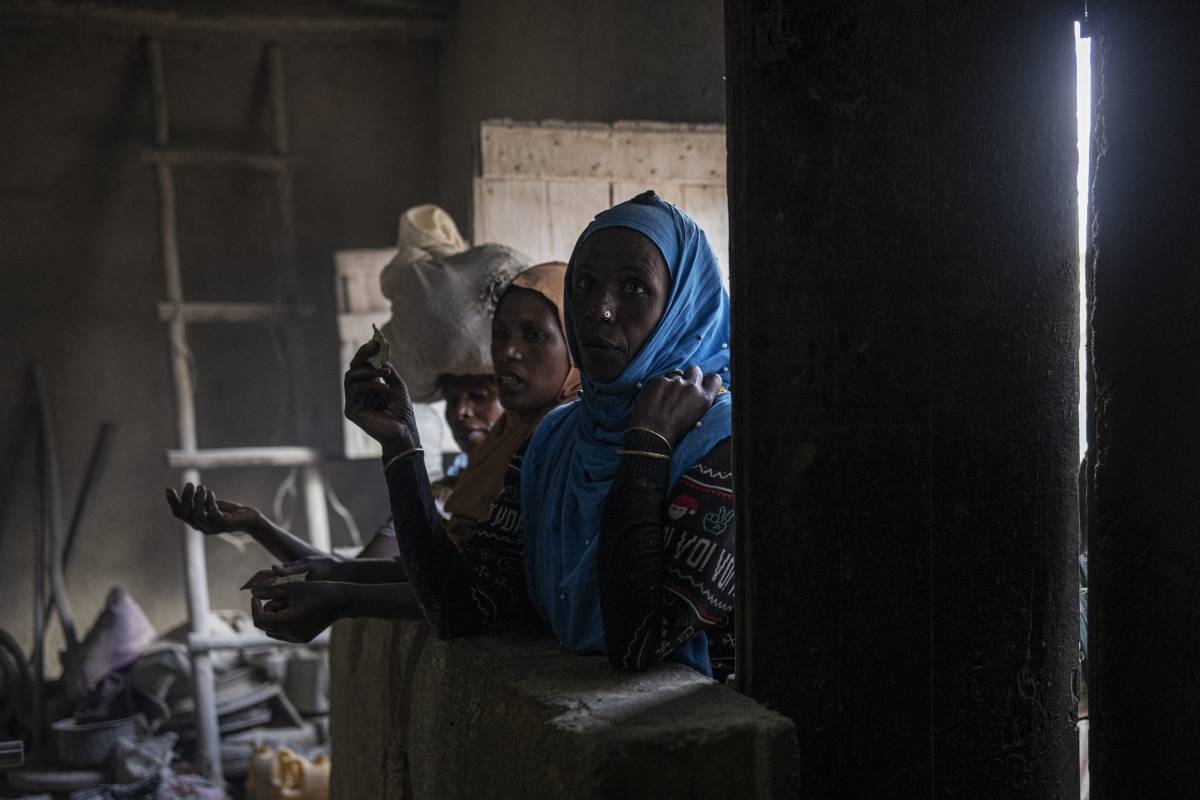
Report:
256,191,736,680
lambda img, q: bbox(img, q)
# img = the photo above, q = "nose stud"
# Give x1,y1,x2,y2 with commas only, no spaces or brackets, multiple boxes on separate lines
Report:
602,310,612,320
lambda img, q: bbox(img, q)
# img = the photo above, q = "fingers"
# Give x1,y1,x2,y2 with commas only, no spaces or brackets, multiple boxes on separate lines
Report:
700,371,724,398
240,568,277,591
346,366,387,383
172,484,208,528
165,488,181,516
271,561,311,577
349,384,388,400
345,367,388,397
205,489,220,519
380,364,405,390
192,484,206,520
344,367,392,416
345,366,407,400
179,483,195,514
664,365,704,384
251,596,292,631
349,340,381,370
250,585,291,601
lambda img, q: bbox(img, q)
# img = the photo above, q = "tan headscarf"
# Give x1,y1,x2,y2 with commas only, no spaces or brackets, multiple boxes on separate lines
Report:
443,262,581,549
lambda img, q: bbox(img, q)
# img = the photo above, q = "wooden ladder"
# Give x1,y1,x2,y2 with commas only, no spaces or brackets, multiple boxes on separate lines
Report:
144,38,331,782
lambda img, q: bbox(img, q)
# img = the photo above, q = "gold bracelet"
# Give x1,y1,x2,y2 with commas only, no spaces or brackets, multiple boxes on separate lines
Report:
626,426,673,451
617,448,671,461
383,447,424,471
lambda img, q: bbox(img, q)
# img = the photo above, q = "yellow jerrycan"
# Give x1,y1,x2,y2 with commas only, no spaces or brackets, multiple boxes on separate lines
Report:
247,745,330,800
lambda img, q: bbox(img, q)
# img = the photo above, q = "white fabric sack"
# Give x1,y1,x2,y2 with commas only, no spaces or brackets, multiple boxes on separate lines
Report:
380,242,531,402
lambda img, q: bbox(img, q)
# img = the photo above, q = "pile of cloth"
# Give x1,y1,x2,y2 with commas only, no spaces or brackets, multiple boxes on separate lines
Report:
4,589,328,799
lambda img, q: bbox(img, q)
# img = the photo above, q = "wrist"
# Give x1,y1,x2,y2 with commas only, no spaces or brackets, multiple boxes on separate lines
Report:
630,422,682,448
326,560,355,583
628,419,676,443
247,511,270,535
625,425,673,451
381,439,420,464
619,429,674,476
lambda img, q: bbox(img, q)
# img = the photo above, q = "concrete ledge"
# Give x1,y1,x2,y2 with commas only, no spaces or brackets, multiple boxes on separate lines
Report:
329,619,798,799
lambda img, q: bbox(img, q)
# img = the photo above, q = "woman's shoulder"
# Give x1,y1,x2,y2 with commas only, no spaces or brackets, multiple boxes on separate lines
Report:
530,398,580,440
520,399,580,468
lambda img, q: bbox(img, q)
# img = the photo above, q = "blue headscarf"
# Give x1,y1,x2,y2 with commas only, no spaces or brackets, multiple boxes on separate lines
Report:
520,192,732,676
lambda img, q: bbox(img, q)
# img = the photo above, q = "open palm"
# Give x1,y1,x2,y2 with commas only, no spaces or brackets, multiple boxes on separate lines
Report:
166,484,259,535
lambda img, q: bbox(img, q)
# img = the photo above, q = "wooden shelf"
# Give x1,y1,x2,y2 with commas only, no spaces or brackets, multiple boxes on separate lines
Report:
167,447,321,469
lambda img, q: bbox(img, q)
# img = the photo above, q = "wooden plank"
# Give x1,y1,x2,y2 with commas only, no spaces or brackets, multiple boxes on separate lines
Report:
480,121,612,180
472,179,551,261
475,123,727,277
679,184,731,284
166,447,320,469
546,182,610,262
479,120,726,184
610,126,726,183
335,249,396,313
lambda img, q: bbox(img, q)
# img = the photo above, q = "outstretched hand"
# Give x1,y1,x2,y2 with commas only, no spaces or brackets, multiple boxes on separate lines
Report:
166,483,260,535
628,364,723,448
344,340,421,459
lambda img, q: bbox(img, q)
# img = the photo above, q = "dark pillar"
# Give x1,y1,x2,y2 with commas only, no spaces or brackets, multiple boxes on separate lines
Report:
726,2,1081,795
1088,3,1200,796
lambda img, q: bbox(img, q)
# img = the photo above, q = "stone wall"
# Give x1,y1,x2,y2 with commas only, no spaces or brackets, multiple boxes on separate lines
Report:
328,619,798,799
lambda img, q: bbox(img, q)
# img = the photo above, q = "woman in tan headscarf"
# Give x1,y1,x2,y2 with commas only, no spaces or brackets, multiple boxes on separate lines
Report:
443,262,580,549
230,263,581,641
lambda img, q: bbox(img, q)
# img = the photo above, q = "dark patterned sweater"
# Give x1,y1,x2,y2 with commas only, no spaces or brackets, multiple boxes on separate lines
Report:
383,431,735,681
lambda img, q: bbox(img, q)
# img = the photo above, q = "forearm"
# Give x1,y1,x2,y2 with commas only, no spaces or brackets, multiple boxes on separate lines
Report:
383,452,485,634
333,557,406,584
599,429,672,669
337,581,426,621
248,516,332,564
